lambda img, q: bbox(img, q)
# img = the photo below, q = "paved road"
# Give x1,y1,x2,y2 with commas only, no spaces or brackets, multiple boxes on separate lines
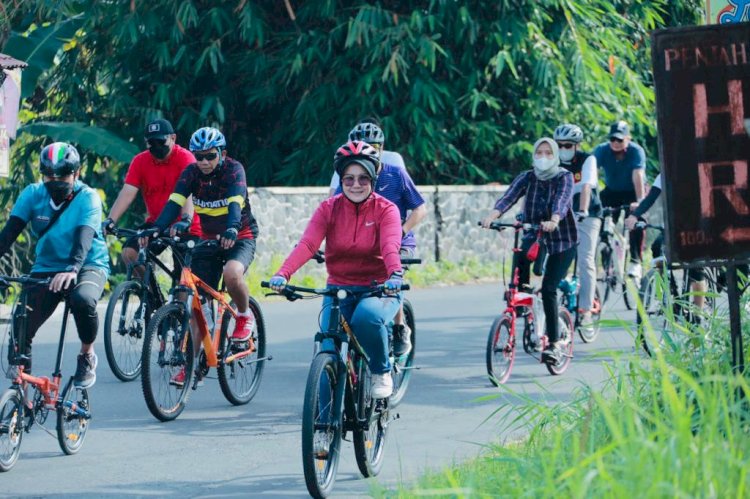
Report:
1,283,637,497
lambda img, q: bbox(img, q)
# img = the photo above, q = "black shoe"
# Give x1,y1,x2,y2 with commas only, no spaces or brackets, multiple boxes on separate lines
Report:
74,353,98,388
392,324,412,357
541,346,561,364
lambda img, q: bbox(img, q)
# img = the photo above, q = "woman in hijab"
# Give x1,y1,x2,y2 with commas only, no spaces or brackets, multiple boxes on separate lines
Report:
481,137,577,361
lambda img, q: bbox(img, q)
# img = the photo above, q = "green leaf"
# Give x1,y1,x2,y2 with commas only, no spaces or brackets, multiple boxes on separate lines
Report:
17,122,139,163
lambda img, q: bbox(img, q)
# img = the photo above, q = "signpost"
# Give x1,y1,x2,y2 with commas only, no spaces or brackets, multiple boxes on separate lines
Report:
652,23,750,374
0,54,26,179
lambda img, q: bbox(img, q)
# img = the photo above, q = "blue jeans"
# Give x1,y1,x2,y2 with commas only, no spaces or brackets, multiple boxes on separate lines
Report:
318,286,402,374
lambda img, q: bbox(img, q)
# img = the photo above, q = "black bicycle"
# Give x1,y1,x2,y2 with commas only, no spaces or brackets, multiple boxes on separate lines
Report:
103,228,180,382
0,276,91,471
262,280,408,498
597,205,637,310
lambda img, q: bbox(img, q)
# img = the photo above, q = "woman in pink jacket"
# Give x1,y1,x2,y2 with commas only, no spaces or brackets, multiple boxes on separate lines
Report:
269,141,404,399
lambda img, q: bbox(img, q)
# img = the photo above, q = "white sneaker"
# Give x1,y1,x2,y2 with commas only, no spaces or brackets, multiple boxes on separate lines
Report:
371,372,393,399
580,312,594,333
627,262,642,280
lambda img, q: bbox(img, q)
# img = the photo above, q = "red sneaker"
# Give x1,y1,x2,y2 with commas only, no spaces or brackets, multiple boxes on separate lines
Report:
232,314,255,342
170,367,186,387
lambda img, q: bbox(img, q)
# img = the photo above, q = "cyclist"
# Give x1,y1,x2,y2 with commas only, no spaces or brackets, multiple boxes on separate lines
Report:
327,117,406,197
624,174,707,312
144,127,259,385
331,121,426,357
481,137,577,363
270,140,404,399
594,120,647,279
554,124,602,335
0,143,109,388
102,118,200,273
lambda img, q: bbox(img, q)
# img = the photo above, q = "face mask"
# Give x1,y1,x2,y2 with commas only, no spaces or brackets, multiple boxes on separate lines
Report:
559,148,575,163
149,143,171,160
45,180,74,204
533,157,556,171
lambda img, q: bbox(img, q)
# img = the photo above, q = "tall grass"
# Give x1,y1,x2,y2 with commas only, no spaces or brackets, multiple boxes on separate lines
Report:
388,276,750,498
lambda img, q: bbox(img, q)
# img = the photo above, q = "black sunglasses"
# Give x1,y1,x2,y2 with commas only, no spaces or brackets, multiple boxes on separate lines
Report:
146,138,168,146
195,152,219,162
609,137,624,144
557,142,576,149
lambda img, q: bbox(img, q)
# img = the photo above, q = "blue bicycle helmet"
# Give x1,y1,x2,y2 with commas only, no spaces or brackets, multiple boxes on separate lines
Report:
189,127,227,152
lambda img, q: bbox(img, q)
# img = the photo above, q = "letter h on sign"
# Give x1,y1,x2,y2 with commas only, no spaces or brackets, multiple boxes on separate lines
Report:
694,79,750,217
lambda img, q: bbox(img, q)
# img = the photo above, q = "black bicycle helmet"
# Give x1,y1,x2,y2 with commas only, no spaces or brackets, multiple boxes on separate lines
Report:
39,142,81,177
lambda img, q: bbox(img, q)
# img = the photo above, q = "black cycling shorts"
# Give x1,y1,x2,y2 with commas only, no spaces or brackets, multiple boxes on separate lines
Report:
192,238,256,291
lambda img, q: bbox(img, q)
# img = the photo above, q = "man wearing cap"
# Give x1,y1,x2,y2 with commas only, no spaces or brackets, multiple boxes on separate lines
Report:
102,118,200,273
594,120,647,279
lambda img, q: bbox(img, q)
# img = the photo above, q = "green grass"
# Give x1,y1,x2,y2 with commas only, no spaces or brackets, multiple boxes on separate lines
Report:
382,283,750,498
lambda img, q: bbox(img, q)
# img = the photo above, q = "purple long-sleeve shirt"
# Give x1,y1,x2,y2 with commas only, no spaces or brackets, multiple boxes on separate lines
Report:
494,170,577,254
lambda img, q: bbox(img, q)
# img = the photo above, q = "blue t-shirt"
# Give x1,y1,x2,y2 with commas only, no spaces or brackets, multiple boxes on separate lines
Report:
593,141,646,192
11,181,110,275
335,163,425,248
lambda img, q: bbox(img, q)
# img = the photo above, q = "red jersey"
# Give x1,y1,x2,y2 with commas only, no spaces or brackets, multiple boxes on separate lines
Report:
124,144,201,235
277,193,402,286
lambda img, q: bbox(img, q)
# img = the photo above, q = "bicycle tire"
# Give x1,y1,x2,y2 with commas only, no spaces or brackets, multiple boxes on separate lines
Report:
596,241,614,306
302,353,342,499
141,303,194,422
486,315,515,386
353,356,387,478
103,280,146,382
218,297,267,405
545,308,573,375
637,269,667,356
0,388,23,471
56,379,90,455
578,286,602,343
389,299,415,407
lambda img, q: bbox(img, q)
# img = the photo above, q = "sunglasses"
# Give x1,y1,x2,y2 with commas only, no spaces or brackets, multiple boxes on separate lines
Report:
146,138,168,147
195,152,219,162
342,175,372,187
557,142,575,149
609,137,624,144
42,167,76,177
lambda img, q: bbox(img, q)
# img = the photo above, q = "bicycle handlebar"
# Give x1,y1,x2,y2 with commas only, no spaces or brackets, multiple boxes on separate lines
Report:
310,250,420,266
260,281,410,302
0,275,52,288
600,205,632,216
479,221,542,232
635,221,664,232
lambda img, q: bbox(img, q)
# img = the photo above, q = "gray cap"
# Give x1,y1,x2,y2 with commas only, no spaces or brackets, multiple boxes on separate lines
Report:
609,120,629,140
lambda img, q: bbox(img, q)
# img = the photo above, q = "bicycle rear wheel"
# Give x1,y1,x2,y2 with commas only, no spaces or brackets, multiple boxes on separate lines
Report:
546,309,573,375
389,299,415,407
141,303,194,422
596,241,614,307
486,315,515,386
0,388,23,472
302,353,342,499
103,280,147,382
218,297,267,405
354,358,387,478
56,379,90,455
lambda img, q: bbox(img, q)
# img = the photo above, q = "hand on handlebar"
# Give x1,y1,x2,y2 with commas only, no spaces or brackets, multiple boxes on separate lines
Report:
383,272,404,295
481,210,501,229
269,275,288,292
49,271,77,293
541,220,558,232
138,227,160,248
101,217,115,236
624,215,638,231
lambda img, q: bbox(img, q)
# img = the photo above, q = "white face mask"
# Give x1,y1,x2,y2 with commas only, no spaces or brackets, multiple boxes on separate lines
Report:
559,148,575,163
533,157,556,171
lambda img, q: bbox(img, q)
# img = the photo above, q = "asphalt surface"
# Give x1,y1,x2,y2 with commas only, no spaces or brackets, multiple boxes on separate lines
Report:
0,282,638,497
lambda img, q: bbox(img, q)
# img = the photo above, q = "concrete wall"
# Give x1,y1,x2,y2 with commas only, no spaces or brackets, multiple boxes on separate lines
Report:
248,185,664,266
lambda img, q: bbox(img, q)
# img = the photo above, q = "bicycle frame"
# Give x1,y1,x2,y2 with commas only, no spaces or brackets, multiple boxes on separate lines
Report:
600,207,630,280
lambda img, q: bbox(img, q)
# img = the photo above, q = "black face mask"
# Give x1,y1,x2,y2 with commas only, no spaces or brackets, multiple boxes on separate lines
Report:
45,180,74,204
148,143,171,160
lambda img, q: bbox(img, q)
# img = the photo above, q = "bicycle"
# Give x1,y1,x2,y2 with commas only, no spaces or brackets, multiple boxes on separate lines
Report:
558,251,603,343
597,205,637,310
261,280,408,498
636,223,718,356
481,221,574,385
308,250,419,408
103,227,179,382
0,276,92,472
140,237,269,421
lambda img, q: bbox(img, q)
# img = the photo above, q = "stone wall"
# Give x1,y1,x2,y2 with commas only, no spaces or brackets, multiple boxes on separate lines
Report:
248,185,664,266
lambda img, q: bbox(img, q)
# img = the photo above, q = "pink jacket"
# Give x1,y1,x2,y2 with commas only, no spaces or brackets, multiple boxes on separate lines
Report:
277,193,403,286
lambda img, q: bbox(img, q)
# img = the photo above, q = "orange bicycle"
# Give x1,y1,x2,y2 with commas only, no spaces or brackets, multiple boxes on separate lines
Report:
0,275,91,472
140,237,269,421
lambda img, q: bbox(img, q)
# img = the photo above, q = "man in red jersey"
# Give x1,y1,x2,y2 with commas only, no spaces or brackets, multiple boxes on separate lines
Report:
102,118,200,273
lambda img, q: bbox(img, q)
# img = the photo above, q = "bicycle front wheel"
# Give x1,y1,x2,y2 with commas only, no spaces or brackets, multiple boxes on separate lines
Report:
354,359,387,478
56,379,91,455
141,303,194,422
389,298,415,407
638,270,668,356
103,280,147,382
486,315,515,386
546,309,574,375
595,241,614,307
302,353,342,499
218,297,267,406
0,388,23,472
